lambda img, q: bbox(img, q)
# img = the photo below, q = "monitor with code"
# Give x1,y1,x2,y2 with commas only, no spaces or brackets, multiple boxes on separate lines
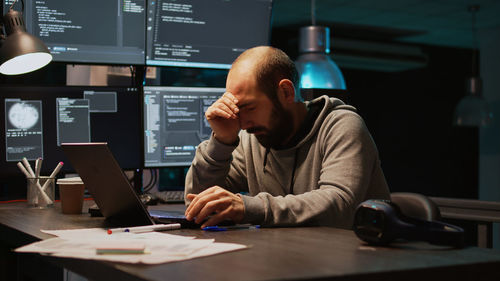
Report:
3,0,146,65
145,0,273,69
0,86,142,178
143,86,225,167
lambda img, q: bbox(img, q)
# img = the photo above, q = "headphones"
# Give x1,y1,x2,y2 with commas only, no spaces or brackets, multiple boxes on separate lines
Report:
353,199,465,248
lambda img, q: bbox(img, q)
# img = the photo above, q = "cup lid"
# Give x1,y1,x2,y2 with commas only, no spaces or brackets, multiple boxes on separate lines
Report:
57,176,83,184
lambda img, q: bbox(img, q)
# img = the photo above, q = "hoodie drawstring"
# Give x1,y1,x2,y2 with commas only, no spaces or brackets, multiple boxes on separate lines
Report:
289,148,299,194
263,147,270,173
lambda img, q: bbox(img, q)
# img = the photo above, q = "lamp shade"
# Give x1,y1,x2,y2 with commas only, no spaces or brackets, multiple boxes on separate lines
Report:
295,26,346,90
0,9,52,75
453,77,493,127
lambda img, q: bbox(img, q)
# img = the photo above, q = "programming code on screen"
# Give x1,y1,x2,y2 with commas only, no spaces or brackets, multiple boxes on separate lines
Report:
3,0,146,64
143,86,224,167
146,0,272,69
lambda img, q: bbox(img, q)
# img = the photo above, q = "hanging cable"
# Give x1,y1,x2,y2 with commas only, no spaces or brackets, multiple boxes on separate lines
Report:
468,4,479,77
143,169,154,192
142,66,148,86
143,169,159,193
129,65,136,87
311,0,316,25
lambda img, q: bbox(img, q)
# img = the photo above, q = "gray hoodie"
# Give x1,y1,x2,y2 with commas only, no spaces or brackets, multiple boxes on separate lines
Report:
185,95,390,228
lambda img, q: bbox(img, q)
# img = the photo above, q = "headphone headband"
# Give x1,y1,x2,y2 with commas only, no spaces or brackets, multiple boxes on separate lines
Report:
353,199,464,248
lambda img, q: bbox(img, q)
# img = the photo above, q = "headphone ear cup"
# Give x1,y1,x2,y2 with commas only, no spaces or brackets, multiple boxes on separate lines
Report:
388,201,465,248
380,200,412,225
354,199,464,248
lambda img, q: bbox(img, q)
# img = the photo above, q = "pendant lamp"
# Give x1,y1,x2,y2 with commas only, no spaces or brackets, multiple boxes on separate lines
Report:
453,5,492,127
295,0,346,90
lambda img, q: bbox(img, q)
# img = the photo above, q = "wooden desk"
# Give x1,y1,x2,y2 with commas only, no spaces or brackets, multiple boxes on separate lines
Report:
2,201,500,281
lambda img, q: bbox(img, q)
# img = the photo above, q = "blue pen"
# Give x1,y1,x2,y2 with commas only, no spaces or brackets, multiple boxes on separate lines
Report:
202,225,260,231
202,226,227,231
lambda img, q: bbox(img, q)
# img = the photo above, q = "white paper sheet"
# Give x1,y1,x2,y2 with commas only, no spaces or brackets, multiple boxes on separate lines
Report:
41,228,195,240
16,228,247,264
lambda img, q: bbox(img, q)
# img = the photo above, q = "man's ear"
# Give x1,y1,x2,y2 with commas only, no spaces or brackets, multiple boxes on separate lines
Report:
278,79,296,104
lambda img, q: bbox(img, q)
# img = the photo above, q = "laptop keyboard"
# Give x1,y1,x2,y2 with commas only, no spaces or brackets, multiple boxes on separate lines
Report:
153,190,185,204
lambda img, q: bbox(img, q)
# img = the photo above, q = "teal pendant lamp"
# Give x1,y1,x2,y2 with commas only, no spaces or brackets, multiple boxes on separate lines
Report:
295,0,346,90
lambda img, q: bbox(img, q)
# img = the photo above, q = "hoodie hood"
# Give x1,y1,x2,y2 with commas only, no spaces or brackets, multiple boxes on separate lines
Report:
292,95,357,150
261,95,356,180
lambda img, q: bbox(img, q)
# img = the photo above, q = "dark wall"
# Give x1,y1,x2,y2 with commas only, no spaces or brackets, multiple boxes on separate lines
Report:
274,30,478,199
344,58,478,199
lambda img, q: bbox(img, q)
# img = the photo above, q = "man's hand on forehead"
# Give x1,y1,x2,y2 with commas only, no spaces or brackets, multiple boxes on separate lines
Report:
220,92,239,117
206,92,240,120
204,91,242,145
223,92,239,105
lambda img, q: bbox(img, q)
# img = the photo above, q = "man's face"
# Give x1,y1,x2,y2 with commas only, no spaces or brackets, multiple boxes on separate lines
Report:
227,66,294,148
246,99,294,148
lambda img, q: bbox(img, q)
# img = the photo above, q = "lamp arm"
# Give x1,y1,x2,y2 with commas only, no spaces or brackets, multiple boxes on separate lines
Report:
0,24,4,43
0,5,3,46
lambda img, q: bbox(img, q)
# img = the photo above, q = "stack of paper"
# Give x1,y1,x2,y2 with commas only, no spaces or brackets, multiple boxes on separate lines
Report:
15,228,247,264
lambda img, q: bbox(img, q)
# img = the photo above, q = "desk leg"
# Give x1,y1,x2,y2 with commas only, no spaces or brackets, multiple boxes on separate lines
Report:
477,222,493,248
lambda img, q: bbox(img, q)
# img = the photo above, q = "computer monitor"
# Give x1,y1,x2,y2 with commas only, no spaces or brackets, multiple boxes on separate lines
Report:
0,86,142,178
4,0,146,65
146,0,273,69
143,86,225,167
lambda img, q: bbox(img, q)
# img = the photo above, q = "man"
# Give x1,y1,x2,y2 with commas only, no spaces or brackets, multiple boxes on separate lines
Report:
184,46,390,228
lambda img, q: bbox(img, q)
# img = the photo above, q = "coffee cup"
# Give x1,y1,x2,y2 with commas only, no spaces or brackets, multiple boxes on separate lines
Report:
57,177,85,214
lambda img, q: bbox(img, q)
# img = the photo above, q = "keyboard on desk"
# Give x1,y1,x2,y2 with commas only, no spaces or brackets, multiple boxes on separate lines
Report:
154,190,185,204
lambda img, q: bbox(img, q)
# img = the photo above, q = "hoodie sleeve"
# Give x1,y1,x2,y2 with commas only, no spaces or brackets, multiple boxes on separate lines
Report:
239,110,389,228
184,133,248,203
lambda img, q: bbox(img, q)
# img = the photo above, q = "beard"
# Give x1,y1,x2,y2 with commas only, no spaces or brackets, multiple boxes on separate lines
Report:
247,103,294,149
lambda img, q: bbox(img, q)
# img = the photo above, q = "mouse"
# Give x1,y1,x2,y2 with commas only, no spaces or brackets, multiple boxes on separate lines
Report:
140,193,158,205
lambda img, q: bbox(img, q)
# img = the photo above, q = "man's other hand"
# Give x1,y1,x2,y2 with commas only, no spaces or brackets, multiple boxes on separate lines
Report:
205,92,240,145
185,186,245,228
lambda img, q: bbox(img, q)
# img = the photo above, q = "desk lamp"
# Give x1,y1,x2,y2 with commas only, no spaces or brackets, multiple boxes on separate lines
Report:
0,0,52,75
295,0,346,91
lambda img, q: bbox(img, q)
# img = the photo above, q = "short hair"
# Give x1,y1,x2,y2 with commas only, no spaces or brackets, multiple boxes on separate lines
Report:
233,46,301,102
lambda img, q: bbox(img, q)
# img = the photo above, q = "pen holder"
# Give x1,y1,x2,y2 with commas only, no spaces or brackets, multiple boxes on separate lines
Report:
27,177,55,208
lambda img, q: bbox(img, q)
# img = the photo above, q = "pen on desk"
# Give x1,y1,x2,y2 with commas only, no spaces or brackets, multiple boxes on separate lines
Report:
202,226,228,231
107,223,181,234
41,162,64,191
202,225,260,231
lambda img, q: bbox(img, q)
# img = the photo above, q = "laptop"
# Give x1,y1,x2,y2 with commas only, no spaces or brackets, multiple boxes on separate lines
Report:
61,142,198,228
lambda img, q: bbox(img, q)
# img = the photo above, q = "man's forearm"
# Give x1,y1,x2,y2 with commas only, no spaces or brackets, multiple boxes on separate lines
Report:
185,135,241,201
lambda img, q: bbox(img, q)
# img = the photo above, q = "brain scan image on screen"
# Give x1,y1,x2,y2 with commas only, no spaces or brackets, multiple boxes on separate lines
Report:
8,102,40,130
